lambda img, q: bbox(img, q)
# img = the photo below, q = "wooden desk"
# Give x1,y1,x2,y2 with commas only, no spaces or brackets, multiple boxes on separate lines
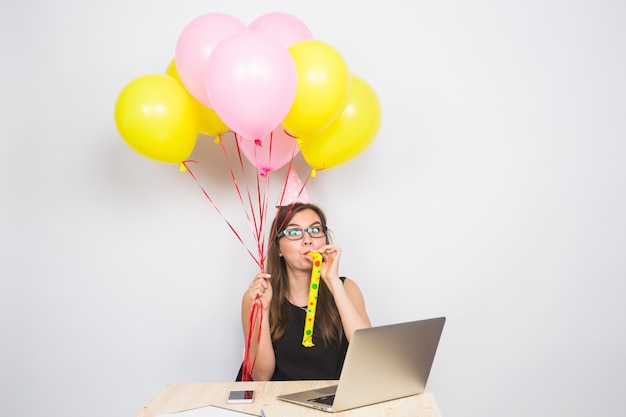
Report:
133,380,442,417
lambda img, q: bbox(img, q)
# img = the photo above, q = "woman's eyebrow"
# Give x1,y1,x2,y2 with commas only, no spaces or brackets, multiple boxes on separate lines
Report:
285,221,322,228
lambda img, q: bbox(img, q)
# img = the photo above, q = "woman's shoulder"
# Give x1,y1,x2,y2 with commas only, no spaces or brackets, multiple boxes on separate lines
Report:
340,277,366,292
340,276,362,289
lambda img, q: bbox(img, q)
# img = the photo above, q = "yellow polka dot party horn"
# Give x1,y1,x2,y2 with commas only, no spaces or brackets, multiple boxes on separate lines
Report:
302,251,322,347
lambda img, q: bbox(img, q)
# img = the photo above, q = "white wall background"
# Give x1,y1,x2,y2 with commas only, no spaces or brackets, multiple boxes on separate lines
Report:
1,1,625,417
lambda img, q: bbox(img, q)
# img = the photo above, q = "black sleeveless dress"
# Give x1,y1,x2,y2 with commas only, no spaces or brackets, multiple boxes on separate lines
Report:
271,299,349,380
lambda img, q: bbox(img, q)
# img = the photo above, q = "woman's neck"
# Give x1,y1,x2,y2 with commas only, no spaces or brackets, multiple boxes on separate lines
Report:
286,270,312,306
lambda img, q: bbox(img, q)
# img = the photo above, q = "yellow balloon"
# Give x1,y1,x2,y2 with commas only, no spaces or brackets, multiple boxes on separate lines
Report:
166,59,229,136
282,40,351,138
114,74,199,163
299,75,382,170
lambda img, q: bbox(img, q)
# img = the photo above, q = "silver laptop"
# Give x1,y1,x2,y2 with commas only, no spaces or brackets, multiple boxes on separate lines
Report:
276,316,445,413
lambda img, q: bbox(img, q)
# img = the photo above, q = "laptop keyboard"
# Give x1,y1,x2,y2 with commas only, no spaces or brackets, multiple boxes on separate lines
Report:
309,394,335,405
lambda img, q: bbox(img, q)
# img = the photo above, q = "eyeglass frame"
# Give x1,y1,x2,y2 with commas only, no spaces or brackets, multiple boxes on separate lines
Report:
277,225,329,241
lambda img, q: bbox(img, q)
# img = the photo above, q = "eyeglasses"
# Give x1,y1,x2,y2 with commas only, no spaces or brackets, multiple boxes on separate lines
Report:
279,226,328,240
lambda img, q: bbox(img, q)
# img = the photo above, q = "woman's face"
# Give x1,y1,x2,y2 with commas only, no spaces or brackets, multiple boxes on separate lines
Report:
277,208,327,272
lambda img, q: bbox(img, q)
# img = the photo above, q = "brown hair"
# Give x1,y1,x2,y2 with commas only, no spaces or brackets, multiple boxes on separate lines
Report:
266,203,343,346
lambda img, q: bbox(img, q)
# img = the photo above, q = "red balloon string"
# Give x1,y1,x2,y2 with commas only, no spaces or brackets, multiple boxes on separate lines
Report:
241,296,263,381
181,132,276,270
181,159,263,268
228,133,272,269
181,132,310,380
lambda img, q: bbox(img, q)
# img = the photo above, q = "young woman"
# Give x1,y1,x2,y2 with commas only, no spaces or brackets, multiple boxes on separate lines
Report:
240,203,371,381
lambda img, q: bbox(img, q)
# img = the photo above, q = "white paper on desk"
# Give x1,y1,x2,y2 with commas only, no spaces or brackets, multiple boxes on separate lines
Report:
159,404,258,417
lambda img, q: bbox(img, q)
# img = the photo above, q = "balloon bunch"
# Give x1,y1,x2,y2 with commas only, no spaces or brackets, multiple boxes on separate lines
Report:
114,11,382,173
114,14,382,381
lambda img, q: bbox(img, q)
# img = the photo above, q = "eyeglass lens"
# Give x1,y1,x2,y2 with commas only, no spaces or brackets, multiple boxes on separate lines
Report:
282,226,326,240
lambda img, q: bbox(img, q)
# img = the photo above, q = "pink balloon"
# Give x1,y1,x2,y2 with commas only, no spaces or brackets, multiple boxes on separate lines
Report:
175,13,246,108
205,30,297,140
248,12,313,47
237,126,300,175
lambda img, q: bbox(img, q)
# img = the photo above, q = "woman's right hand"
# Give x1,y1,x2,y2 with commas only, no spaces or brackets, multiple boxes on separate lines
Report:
247,272,272,310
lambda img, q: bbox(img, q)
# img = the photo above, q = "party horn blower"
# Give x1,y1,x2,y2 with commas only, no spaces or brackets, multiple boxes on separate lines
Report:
302,251,322,347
